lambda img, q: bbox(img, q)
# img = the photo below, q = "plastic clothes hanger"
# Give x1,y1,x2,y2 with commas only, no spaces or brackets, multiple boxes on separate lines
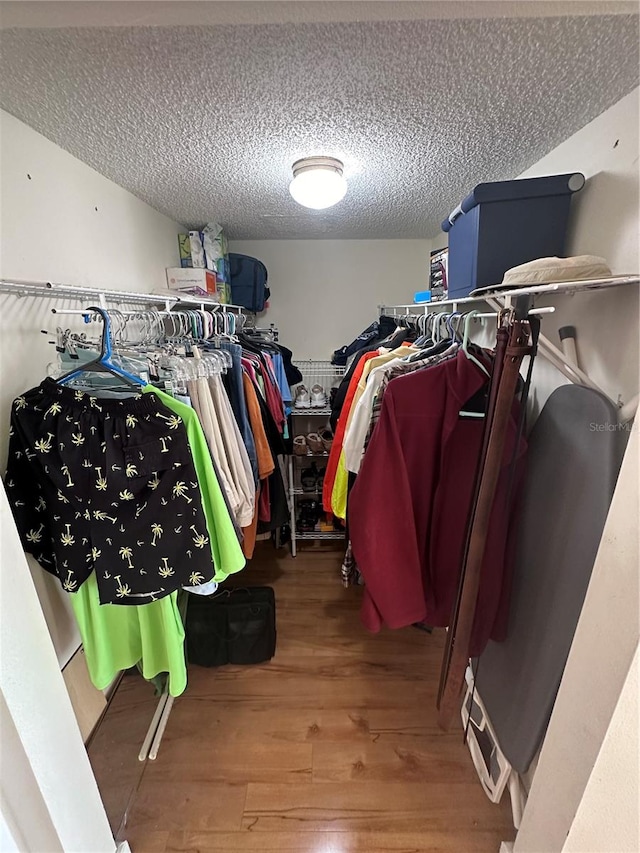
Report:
446,312,462,341
462,310,490,378
57,307,146,388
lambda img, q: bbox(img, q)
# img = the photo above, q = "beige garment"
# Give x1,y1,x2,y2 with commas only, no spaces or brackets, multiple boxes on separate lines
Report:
188,379,241,521
208,375,255,528
196,377,253,528
345,345,418,433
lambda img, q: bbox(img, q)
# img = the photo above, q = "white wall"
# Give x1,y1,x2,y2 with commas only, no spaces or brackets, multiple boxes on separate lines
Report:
0,110,184,667
561,646,639,853
228,238,431,359
504,89,639,851
0,109,184,852
520,87,639,274
516,86,639,416
1,482,115,852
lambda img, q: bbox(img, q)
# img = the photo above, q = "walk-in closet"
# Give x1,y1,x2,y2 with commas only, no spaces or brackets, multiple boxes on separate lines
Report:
0,4,638,853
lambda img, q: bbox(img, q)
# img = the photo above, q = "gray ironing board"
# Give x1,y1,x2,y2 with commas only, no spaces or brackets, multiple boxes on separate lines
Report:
474,384,627,773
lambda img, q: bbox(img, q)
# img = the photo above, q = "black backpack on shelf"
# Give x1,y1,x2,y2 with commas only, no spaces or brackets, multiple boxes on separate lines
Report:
228,253,270,312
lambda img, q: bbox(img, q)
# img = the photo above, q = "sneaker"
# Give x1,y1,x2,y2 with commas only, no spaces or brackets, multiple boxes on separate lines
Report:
294,385,311,409
310,384,327,408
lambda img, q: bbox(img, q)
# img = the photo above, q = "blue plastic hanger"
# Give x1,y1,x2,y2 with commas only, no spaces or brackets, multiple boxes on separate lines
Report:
57,306,146,387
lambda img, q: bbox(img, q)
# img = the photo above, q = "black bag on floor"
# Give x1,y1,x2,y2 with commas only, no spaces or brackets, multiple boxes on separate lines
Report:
186,587,276,667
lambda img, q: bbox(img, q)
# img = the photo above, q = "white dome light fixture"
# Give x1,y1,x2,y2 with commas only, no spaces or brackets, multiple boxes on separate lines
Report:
289,156,347,210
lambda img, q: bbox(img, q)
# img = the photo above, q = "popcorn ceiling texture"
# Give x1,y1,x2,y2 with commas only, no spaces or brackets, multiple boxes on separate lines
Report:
0,15,637,239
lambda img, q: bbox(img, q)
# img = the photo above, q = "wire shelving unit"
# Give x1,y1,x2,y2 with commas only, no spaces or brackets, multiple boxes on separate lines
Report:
288,360,346,556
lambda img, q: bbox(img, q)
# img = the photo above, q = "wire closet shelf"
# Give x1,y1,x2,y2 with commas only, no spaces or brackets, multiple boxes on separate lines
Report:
291,359,346,415
379,273,639,417
0,277,247,312
379,275,639,317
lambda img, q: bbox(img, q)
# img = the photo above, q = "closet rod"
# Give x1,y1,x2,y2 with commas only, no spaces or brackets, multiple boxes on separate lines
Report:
474,306,555,319
378,274,639,315
380,277,638,412
0,278,246,312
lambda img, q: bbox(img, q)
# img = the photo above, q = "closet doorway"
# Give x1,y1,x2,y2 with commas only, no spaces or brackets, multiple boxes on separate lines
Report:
0,4,638,853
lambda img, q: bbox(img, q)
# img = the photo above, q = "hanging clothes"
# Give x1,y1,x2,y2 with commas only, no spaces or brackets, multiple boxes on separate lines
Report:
70,570,187,696
322,351,380,513
343,342,458,474
218,340,259,484
329,323,408,430
330,342,416,518
4,306,300,701
142,386,246,584
348,348,526,656
6,379,219,604
187,377,243,522
208,374,256,527
242,372,275,480
167,386,242,567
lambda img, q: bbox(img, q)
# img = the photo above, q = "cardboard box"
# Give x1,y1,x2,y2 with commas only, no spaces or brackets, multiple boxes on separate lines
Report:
166,268,217,296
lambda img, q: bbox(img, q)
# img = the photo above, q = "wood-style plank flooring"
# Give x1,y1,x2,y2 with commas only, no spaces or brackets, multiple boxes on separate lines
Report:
103,544,515,852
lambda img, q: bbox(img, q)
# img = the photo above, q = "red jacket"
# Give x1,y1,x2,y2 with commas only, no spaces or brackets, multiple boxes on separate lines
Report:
349,350,525,656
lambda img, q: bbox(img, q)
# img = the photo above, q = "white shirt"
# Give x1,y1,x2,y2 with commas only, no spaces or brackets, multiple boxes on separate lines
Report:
343,357,406,474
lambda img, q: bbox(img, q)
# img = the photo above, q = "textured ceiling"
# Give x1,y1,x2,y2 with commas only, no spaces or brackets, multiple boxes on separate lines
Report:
0,13,638,239
2,1,637,28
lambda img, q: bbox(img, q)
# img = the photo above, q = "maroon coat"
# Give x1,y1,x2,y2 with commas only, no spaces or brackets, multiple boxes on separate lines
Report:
349,349,525,656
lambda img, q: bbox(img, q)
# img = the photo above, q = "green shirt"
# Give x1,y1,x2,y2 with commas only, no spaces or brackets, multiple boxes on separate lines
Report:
71,571,187,696
143,386,246,583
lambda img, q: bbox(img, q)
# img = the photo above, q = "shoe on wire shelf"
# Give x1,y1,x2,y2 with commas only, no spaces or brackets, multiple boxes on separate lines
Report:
310,384,327,408
300,463,319,492
293,436,309,456
294,385,311,409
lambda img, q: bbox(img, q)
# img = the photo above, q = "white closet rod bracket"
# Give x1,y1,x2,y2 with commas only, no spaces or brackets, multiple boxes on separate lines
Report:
483,296,615,404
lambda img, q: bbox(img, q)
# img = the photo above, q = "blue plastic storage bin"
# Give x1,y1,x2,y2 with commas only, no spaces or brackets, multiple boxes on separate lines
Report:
441,173,585,299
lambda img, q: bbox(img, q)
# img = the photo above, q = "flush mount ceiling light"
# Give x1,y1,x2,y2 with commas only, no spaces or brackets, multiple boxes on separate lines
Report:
289,156,347,210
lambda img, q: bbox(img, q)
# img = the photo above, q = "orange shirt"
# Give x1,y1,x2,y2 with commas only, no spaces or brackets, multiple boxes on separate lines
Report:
243,373,275,481
322,351,379,513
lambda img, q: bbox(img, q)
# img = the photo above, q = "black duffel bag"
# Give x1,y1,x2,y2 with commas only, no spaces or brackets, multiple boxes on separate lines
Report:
185,587,276,667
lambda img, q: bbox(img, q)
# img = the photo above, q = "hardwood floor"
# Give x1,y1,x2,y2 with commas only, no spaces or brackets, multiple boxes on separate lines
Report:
113,544,515,852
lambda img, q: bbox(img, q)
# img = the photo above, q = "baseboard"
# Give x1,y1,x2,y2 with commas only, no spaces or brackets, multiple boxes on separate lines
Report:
499,843,514,853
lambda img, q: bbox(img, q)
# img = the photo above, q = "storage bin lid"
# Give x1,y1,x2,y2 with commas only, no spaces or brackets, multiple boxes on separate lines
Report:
441,173,585,233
